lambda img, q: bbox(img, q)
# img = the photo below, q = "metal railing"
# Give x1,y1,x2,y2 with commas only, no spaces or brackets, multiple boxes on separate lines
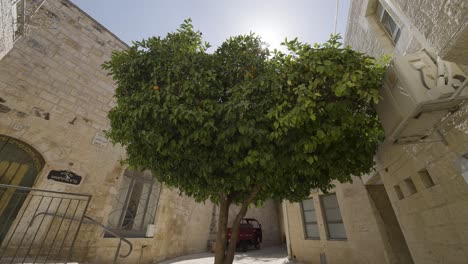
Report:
30,212,133,263
0,184,133,263
0,184,91,263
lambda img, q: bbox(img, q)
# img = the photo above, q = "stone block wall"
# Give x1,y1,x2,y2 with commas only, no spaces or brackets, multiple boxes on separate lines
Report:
226,199,282,247
284,179,390,264
90,187,214,264
0,0,129,233
0,1,247,263
0,0,14,60
345,0,468,263
345,0,468,67
391,0,468,64
376,108,468,264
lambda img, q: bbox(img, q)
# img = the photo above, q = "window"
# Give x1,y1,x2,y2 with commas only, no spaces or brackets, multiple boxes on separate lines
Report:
418,169,435,189
394,184,404,200
301,198,319,239
376,1,401,43
403,177,417,195
12,0,25,41
321,194,347,240
107,169,162,237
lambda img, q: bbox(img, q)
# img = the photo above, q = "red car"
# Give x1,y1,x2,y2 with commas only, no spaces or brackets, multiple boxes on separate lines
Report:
227,218,262,252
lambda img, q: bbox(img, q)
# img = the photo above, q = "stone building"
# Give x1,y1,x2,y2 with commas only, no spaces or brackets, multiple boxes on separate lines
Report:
283,0,468,264
0,0,281,263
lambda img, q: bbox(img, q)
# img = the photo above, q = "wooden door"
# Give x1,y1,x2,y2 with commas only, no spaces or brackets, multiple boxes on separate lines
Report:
0,135,45,241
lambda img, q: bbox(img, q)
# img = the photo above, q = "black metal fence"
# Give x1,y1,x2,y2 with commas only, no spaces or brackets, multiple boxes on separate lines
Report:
0,184,91,263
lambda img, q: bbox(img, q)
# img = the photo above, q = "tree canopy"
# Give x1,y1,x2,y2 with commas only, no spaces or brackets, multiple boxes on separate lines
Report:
103,18,385,205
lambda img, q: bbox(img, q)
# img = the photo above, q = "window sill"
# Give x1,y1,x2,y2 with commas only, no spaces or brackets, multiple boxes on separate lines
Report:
327,238,348,241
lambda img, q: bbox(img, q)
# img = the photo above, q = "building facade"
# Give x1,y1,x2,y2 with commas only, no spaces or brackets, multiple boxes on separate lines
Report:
0,1,281,263
284,0,468,263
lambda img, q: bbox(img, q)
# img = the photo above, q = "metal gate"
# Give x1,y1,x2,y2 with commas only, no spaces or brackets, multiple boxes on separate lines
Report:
0,136,132,263
0,184,91,263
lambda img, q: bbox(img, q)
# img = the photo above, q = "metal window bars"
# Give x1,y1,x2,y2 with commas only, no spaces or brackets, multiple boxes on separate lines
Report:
0,184,133,263
106,170,161,238
11,0,25,41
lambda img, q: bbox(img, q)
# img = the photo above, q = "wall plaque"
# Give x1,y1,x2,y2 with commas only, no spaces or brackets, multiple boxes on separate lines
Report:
47,170,82,185
92,131,108,147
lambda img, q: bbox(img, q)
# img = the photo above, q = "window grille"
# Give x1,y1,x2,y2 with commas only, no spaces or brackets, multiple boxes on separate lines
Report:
106,169,161,238
301,198,320,239
376,1,401,43
11,0,25,41
320,193,347,240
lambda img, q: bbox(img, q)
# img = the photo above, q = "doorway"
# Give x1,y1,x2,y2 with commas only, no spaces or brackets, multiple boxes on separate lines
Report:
0,135,45,241
367,184,414,264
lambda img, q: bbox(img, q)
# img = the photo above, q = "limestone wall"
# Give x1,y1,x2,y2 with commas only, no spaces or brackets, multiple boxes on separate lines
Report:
91,188,214,264
345,0,468,67
0,0,14,60
391,0,468,64
376,109,468,264
345,0,468,263
226,200,282,247
284,179,390,264
0,1,212,263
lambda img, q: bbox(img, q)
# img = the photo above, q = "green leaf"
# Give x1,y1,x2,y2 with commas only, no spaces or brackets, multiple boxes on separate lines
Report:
317,130,326,139
104,21,385,232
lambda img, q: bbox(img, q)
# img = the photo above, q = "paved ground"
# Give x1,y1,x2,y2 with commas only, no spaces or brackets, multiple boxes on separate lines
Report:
157,246,289,264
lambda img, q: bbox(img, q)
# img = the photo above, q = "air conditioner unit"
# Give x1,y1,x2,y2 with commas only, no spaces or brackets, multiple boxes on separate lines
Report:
376,51,467,144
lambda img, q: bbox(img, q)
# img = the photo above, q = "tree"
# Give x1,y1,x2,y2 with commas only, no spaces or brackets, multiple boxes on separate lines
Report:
103,19,386,264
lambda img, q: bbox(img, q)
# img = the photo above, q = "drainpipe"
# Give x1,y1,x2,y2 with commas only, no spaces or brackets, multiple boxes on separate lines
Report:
282,201,292,259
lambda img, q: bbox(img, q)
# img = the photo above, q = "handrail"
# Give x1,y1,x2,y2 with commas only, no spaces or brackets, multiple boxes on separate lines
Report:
0,184,92,198
30,212,133,258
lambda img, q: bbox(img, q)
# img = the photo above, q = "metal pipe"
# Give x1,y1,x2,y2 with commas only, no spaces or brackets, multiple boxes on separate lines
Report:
66,198,92,263
21,196,54,263
56,199,81,262
43,199,73,263
282,201,293,259
32,197,65,263
114,239,122,264
0,191,33,259
10,196,44,263
30,212,133,258
0,183,92,198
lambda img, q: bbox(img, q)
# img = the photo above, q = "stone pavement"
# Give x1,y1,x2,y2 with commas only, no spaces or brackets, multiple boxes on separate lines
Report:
157,246,292,264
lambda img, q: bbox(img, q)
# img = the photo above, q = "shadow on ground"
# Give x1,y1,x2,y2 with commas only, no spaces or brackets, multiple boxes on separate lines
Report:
157,246,289,264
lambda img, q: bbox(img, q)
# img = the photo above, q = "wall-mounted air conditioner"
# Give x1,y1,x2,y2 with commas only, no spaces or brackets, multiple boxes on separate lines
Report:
376,51,467,144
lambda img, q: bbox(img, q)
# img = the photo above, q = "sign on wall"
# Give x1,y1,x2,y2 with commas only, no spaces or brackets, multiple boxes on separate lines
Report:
47,170,82,185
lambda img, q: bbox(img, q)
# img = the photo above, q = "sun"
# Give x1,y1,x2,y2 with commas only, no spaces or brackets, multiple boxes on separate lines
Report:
254,25,287,53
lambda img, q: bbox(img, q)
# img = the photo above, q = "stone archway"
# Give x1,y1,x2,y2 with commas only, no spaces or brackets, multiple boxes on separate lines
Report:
0,134,45,240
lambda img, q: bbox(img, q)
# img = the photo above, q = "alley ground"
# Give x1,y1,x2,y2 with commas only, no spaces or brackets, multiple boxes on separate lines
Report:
157,246,290,264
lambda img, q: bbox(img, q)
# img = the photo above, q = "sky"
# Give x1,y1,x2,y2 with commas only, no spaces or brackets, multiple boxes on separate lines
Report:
72,0,351,52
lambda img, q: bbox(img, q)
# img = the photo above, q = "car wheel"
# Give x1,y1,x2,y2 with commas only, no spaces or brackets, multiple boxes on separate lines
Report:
255,238,261,249
241,241,248,252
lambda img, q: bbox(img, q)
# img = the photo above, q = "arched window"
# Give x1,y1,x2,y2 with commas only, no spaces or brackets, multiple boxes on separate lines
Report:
107,169,162,237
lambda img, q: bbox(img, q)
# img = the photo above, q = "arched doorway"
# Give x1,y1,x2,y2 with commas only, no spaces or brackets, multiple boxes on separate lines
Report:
0,135,45,240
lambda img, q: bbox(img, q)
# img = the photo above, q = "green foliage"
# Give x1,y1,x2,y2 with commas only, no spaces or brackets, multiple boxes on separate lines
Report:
103,19,386,205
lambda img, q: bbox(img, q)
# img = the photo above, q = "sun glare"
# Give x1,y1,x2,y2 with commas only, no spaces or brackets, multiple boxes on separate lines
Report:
256,27,287,52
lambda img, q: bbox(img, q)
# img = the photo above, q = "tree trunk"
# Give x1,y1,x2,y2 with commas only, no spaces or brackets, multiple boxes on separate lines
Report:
214,196,231,264
223,187,261,264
